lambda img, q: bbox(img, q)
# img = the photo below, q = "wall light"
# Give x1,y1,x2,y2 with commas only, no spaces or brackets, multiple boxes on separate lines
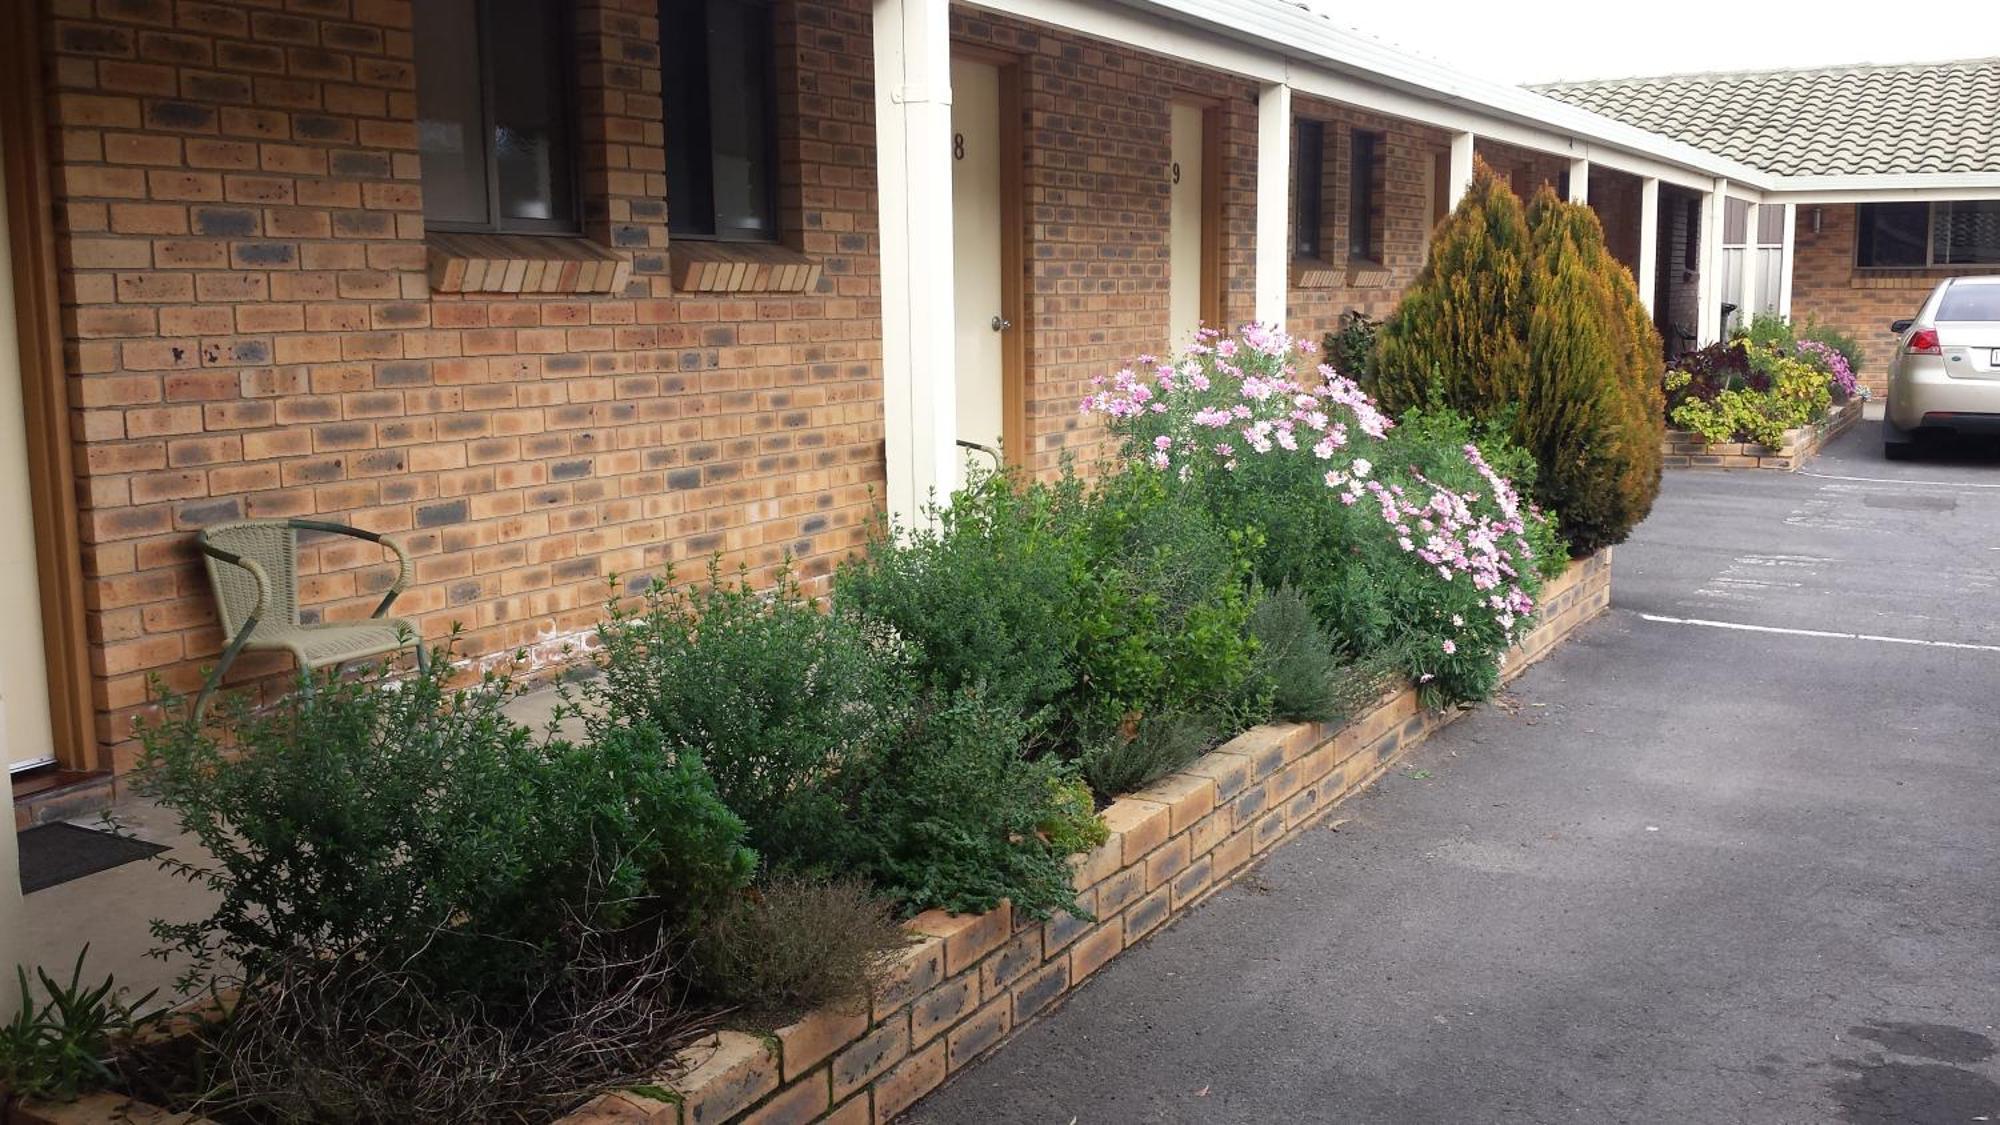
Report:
1812,207,1823,234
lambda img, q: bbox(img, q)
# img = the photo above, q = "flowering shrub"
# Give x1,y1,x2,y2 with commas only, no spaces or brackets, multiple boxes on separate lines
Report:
1796,338,1860,401
1084,326,1564,704
1665,338,1838,446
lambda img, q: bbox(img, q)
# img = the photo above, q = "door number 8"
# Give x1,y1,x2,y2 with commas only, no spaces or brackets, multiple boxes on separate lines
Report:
953,133,965,160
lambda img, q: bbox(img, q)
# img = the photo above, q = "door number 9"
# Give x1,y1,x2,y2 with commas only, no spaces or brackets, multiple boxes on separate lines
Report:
1171,162,1181,184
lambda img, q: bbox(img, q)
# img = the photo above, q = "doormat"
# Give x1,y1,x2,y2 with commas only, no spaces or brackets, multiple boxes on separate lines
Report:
17,823,167,894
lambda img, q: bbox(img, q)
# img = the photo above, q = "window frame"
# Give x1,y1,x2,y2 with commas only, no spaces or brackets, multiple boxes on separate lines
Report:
1347,128,1383,263
417,0,583,237
1856,201,2000,269
663,0,783,243
1292,119,1325,261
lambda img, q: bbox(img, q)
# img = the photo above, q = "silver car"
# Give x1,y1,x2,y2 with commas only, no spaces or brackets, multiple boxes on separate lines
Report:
1885,275,2000,458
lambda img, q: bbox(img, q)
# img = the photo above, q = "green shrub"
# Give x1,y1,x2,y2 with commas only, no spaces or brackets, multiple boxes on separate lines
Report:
1077,710,1219,800
1067,468,1260,741
590,562,900,873
1246,585,1368,724
1799,318,1863,374
691,876,906,1024
1667,348,1831,447
1041,777,1109,854
0,950,156,1103
1374,163,1663,556
842,690,1094,918
138,654,754,1005
1733,311,1797,352
1322,309,1382,385
834,470,1091,748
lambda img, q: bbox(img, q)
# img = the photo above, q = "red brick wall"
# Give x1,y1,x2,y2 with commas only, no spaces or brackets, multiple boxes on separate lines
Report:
43,0,885,768
1285,95,1450,349
1788,202,2000,394
1476,138,1567,206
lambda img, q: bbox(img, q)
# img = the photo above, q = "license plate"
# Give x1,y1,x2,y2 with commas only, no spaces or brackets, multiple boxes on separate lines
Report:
1992,349,2000,365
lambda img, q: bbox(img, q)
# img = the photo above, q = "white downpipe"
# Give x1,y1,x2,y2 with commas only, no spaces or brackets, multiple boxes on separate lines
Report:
1739,201,1760,324
1568,157,1589,204
1254,80,1291,329
872,0,958,524
1448,130,1475,211
1637,176,1659,316
1777,202,1797,320
1697,178,1728,344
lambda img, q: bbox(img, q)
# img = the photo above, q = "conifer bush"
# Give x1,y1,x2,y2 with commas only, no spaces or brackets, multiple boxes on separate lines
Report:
1375,161,1664,555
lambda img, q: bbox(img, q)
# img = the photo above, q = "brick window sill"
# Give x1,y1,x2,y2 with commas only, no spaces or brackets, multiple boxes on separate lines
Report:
425,232,632,295
671,240,822,294
1290,257,1392,290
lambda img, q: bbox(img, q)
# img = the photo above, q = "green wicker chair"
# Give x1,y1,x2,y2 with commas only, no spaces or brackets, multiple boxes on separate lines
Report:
194,519,425,718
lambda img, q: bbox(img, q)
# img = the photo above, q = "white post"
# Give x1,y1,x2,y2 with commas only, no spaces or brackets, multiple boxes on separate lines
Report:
872,0,957,523
1697,178,1728,345
0,796,18,1017
1254,81,1291,328
1637,176,1659,315
1567,156,1589,204
1739,200,1761,325
1777,201,1797,320
1448,130,1475,211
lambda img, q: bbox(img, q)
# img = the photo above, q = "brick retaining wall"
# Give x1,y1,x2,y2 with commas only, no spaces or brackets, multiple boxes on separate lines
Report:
1661,398,1862,471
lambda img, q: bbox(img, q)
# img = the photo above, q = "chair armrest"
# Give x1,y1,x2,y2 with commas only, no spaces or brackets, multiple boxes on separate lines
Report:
197,543,272,624
288,520,412,618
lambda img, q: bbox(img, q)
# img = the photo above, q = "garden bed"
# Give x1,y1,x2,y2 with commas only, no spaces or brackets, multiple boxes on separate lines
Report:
1661,397,1862,471
7,550,1611,1125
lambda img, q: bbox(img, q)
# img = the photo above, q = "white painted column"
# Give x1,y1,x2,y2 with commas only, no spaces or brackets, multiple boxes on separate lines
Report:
1697,177,1728,345
1637,176,1659,315
1448,130,1476,210
1567,157,1589,204
1777,201,1797,320
1253,81,1291,328
872,0,957,523
1739,200,1761,325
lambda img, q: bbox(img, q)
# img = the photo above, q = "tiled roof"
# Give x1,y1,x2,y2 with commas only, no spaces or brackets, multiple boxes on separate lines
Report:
1530,58,2000,177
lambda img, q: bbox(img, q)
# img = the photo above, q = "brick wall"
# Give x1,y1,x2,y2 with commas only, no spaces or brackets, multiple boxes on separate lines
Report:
43,0,885,769
1285,95,1450,349
1788,202,2000,394
1475,137,1566,206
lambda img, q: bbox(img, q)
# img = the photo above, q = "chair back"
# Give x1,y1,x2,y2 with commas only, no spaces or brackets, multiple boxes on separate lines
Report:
198,520,300,634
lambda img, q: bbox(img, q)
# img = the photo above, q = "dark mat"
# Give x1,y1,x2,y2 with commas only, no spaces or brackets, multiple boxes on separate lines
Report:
17,823,167,894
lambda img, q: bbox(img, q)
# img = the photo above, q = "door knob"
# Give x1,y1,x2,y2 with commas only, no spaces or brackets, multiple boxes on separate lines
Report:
990,315,1012,332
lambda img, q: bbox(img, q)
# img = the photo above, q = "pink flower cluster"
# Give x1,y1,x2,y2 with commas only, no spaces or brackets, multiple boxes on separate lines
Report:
1795,339,1859,400
1081,325,1391,476
1083,325,1547,660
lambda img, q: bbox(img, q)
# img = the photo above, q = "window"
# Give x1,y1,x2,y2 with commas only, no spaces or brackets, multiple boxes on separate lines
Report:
1293,120,1324,259
664,0,779,241
1348,129,1383,262
415,0,578,234
1936,284,2000,321
1858,201,2000,268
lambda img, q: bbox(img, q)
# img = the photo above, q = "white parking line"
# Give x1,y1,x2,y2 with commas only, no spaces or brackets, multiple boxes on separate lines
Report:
1798,470,2000,490
1637,612,2000,654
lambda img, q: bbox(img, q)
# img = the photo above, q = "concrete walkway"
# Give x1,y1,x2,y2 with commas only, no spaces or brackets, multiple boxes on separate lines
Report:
909,416,2000,1124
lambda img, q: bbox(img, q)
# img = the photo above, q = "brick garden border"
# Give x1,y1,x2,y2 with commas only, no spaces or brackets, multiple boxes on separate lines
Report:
1661,398,1863,471
8,551,1613,1125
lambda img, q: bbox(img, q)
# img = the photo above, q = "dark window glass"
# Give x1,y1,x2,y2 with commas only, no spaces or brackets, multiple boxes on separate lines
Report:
1933,201,2000,266
416,0,578,233
664,0,779,240
1293,120,1324,260
1348,129,1382,262
1857,202,1930,267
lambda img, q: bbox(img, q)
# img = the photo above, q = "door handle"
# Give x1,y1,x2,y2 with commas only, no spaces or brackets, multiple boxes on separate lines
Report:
990,315,1012,332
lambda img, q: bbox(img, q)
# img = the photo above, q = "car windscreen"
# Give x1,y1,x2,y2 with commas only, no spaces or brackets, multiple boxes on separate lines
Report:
1936,286,2000,322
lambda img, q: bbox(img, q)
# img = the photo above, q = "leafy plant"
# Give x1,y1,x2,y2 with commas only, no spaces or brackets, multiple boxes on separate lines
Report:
1244,586,1371,724
589,561,899,873
1040,777,1109,854
1323,309,1382,385
1798,318,1863,376
137,650,754,1006
1078,710,1219,800
0,948,156,1103
842,689,1093,919
691,876,907,1024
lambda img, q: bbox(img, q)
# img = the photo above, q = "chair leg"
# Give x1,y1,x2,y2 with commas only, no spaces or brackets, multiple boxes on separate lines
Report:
415,641,429,675
194,621,256,721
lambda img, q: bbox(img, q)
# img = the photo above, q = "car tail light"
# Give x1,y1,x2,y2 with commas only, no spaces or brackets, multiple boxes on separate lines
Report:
1907,328,1942,355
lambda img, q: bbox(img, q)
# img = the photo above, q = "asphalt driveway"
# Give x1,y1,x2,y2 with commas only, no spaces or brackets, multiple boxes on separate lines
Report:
908,414,2000,1125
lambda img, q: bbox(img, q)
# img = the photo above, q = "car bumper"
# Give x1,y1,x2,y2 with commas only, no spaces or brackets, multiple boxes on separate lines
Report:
1887,367,2000,433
